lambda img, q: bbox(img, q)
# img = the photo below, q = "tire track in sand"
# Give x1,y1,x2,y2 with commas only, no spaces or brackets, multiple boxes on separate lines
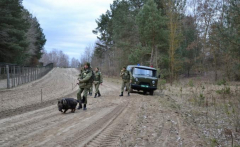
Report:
84,104,131,147
58,103,126,147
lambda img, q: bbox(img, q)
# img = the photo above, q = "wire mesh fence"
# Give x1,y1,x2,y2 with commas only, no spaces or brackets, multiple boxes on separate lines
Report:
0,63,53,89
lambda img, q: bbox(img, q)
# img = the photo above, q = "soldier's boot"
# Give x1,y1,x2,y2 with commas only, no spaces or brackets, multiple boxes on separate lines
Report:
83,104,87,110
119,92,123,97
77,103,82,110
128,92,130,96
94,93,97,98
98,91,101,97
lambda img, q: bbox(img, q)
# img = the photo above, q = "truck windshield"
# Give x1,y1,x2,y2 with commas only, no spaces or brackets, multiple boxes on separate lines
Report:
133,68,156,77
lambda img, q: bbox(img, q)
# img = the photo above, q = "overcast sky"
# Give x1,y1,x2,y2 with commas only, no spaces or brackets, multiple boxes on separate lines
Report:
22,0,113,60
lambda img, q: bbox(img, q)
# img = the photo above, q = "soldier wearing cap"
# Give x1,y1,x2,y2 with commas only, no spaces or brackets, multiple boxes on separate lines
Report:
77,66,84,102
77,62,93,110
119,67,132,96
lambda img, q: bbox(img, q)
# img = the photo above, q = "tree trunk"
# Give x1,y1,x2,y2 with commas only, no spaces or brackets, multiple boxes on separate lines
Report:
150,46,154,66
155,47,158,68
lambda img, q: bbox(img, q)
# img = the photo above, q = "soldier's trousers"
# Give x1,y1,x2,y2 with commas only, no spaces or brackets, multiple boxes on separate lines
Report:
77,88,89,104
94,83,100,94
89,85,93,93
121,81,130,93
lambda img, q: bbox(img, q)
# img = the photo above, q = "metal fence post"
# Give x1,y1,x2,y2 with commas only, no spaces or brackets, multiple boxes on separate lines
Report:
31,68,33,81
34,68,36,80
40,67,42,77
18,66,20,85
6,65,10,89
11,66,13,88
13,66,15,87
27,67,30,82
0,63,53,89
36,68,38,79
21,66,23,84
37,68,39,79
23,66,25,84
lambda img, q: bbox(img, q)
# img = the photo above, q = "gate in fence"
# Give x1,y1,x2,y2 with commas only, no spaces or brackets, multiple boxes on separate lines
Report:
0,63,53,89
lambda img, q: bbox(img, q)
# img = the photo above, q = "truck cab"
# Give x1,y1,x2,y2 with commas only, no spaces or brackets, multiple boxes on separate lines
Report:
127,65,159,95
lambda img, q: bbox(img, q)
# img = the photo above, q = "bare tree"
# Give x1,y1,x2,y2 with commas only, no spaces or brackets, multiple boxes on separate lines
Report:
80,44,94,64
70,58,80,68
40,49,69,67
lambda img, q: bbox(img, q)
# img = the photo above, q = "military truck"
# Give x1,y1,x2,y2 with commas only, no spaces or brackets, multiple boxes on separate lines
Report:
127,65,160,95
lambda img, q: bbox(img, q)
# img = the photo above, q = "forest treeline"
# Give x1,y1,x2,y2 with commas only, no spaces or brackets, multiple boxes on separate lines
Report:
40,49,80,68
0,0,46,66
90,0,240,82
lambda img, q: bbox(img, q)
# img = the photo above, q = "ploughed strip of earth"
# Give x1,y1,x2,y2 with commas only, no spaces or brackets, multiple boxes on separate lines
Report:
0,68,205,147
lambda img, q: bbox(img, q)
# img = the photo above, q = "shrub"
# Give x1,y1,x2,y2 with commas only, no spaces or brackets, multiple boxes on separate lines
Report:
216,87,231,94
216,79,226,86
188,79,194,87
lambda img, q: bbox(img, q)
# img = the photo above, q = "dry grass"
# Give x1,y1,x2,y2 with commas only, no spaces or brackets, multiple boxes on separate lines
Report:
160,78,240,146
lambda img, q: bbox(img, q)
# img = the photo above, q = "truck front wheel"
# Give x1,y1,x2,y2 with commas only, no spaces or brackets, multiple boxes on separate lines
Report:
143,90,147,95
149,90,154,95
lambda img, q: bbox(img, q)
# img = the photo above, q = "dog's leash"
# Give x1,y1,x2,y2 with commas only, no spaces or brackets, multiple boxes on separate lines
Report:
73,83,78,90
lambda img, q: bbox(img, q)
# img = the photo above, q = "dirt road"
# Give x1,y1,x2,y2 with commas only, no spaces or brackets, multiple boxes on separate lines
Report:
0,69,206,147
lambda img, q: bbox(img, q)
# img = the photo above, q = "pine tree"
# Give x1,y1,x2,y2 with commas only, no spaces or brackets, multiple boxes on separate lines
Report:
0,0,30,64
23,9,46,66
180,16,200,77
136,0,166,66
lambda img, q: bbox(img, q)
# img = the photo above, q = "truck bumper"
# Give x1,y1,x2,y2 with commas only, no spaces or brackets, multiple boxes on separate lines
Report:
131,84,157,91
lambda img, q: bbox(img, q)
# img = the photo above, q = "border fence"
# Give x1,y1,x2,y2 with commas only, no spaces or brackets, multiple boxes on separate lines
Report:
0,63,53,89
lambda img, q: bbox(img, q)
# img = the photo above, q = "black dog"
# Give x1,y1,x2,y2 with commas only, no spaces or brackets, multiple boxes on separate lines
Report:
58,98,78,113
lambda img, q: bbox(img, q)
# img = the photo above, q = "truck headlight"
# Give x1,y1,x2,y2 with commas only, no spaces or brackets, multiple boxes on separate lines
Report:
152,81,155,84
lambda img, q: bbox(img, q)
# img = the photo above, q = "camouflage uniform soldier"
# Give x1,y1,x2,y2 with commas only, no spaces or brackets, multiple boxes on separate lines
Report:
77,67,84,103
93,67,103,98
77,62,93,110
119,67,132,96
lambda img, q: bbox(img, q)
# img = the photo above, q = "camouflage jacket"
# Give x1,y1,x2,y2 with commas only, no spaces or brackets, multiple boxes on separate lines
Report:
78,67,84,79
120,70,132,82
94,71,103,84
78,68,93,88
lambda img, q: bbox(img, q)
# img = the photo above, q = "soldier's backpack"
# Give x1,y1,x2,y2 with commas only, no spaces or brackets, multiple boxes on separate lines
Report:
89,70,95,84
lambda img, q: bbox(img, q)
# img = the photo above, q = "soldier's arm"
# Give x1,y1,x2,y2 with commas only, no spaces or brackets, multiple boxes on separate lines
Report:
79,71,92,83
120,70,123,77
77,73,82,80
130,72,133,81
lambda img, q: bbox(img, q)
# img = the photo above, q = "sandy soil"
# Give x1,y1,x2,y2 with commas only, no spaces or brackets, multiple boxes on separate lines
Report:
0,70,206,147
